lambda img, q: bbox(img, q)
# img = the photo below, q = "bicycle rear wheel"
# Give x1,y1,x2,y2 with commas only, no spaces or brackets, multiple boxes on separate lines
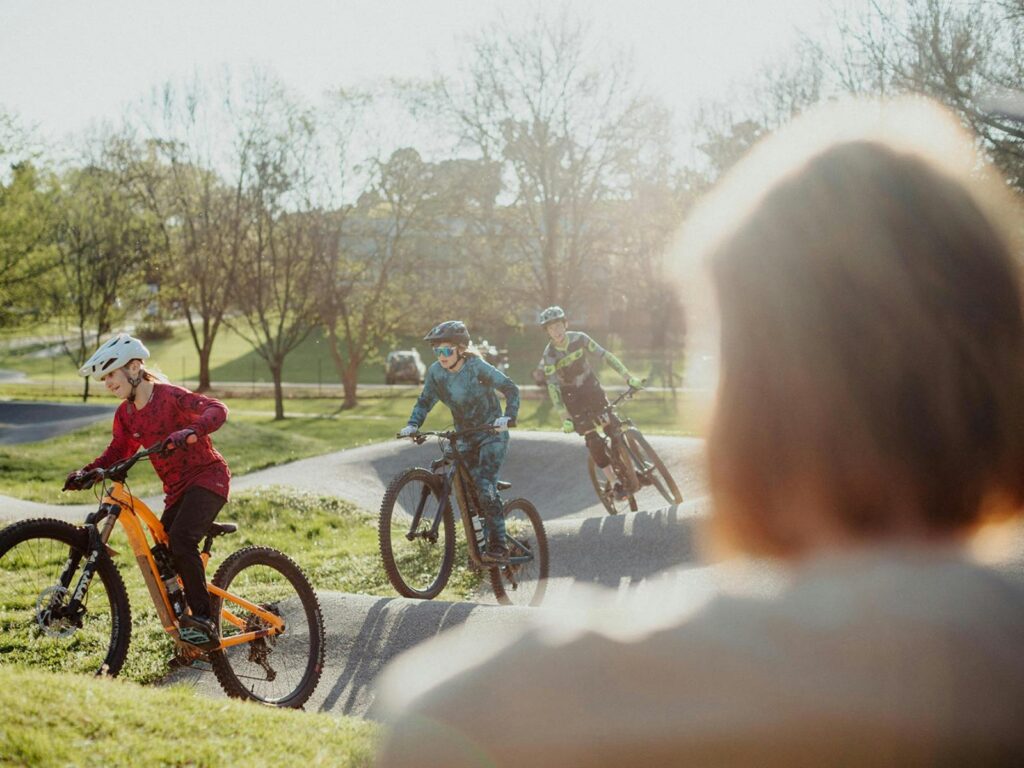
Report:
625,429,683,508
489,499,549,607
209,546,325,709
0,518,131,677
378,468,456,599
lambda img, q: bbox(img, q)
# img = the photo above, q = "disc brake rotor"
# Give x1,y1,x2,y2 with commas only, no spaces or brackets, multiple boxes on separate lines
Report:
35,585,77,638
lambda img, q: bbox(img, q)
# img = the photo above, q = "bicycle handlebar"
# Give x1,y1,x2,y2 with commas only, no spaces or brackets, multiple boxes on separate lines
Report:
396,422,510,445
606,378,647,410
94,442,165,483
73,440,171,491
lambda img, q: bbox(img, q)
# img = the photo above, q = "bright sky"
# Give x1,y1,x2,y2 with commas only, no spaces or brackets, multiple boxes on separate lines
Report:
0,0,841,151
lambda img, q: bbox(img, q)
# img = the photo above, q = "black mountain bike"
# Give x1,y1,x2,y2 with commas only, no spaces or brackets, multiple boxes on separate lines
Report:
379,425,549,606
584,384,683,515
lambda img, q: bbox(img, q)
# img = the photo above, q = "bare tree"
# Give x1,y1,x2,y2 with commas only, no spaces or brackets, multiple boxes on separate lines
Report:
834,0,1024,188
436,9,666,311
115,77,256,390
228,81,327,419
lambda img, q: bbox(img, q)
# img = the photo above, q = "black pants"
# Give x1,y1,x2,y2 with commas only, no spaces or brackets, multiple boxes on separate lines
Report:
161,486,225,619
564,383,616,469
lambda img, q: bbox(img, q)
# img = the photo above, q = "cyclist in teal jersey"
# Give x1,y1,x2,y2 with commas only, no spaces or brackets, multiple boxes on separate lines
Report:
538,306,643,499
399,321,520,563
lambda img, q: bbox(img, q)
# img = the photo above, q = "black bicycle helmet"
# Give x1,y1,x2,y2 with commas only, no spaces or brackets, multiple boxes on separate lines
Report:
423,320,471,346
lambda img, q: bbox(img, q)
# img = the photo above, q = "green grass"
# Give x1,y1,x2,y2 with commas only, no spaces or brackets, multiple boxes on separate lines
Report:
0,394,427,505
0,389,709,505
0,488,484,687
0,665,378,767
0,321,691,389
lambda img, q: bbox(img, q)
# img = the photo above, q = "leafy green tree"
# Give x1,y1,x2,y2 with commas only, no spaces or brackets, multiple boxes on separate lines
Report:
48,163,156,400
320,147,449,408
0,162,56,328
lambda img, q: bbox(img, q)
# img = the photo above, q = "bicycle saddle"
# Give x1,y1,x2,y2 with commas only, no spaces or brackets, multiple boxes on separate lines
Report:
497,480,511,490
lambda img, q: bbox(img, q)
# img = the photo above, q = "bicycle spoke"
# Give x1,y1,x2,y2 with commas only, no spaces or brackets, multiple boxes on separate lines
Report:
490,500,548,607
379,468,455,599
211,548,323,708
0,523,127,677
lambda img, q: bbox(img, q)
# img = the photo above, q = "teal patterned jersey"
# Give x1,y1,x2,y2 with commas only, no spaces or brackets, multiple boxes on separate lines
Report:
407,355,520,433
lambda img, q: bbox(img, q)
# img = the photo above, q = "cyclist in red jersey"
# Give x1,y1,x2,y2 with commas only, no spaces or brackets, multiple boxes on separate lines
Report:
63,333,230,648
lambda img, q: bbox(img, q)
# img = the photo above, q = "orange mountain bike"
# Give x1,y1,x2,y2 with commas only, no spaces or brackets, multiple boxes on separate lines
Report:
0,443,325,709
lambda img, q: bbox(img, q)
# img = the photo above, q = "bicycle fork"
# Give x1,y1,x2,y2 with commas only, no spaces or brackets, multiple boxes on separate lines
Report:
46,505,121,631
408,476,448,544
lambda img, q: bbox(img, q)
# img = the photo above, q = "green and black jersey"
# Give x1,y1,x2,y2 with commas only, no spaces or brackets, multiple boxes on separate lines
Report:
541,331,629,415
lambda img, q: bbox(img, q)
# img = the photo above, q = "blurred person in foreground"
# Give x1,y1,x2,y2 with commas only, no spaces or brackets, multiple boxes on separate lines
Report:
374,97,1024,766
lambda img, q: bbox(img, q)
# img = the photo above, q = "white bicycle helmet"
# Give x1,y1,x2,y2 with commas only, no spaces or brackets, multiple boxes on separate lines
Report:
79,333,150,381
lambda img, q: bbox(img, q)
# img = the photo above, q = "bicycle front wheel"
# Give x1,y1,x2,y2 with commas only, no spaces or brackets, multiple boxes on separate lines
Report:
378,468,455,599
0,517,131,677
587,440,637,516
625,429,683,507
209,546,325,708
489,499,549,606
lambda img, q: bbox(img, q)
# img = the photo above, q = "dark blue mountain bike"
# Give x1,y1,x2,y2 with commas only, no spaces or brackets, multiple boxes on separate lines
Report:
380,425,548,606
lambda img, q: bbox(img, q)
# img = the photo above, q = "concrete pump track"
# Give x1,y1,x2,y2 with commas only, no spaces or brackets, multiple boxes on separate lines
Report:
3,415,1023,719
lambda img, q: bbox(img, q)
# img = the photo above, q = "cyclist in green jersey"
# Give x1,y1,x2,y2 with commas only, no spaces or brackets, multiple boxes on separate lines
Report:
538,306,643,500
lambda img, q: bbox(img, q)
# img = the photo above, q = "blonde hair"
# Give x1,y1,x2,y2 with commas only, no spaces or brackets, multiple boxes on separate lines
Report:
683,97,1024,557
130,359,169,384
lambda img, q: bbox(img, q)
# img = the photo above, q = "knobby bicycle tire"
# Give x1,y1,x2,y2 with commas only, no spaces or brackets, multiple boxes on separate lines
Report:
0,517,132,677
625,429,683,505
209,546,325,709
378,467,456,599
489,498,549,606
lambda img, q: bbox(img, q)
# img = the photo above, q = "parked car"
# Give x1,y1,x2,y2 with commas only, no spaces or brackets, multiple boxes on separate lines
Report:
385,349,426,385
477,339,510,373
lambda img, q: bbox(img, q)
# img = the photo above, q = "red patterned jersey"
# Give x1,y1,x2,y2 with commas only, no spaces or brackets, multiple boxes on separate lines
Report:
84,383,230,509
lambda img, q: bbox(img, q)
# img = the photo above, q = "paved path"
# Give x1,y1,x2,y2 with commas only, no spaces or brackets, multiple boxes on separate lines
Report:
231,430,707,521
153,432,711,717
0,400,114,445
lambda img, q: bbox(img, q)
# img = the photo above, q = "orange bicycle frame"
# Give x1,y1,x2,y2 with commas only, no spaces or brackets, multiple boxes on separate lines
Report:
100,483,285,649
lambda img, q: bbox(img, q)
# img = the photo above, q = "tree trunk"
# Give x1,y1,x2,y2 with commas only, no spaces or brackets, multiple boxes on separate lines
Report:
81,375,90,403
324,322,361,410
270,362,285,420
341,364,359,409
197,349,212,393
